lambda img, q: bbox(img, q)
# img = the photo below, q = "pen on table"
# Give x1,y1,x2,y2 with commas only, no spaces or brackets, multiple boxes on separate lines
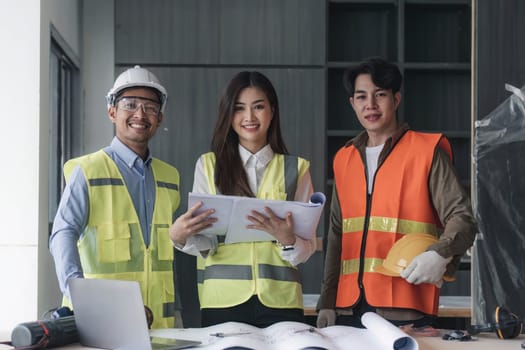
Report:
209,332,251,338
294,327,326,337
294,327,315,334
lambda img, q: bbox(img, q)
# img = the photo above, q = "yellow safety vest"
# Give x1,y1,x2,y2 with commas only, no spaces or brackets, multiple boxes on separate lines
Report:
63,150,180,329
196,152,309,309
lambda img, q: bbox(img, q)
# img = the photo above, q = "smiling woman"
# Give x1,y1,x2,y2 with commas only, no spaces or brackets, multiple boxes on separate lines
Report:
169,71,318,328
232,86,274,154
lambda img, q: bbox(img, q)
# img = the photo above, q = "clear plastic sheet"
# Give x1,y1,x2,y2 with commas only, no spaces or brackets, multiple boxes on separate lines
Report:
472,84,525,326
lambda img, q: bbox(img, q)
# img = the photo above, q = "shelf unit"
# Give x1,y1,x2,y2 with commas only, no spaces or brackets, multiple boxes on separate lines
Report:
325,0,472,296
326,0,472,189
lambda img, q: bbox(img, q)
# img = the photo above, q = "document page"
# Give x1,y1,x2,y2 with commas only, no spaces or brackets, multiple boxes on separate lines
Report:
150,312,418,350
188,192,326,244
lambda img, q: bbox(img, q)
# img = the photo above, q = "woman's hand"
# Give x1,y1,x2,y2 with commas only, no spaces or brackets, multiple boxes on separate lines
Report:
247,207,296,245
169,201,217,246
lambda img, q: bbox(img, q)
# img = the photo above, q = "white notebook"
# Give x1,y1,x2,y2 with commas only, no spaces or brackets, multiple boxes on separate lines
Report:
188,192,326,244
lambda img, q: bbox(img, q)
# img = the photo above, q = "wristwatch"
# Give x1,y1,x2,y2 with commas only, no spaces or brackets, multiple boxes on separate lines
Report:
276,241,295,251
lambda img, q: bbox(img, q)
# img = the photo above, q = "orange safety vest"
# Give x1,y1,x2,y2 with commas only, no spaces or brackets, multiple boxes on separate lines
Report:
333,131,452,316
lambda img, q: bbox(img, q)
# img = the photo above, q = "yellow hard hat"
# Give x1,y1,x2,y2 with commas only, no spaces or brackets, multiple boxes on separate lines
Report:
374,233,438,277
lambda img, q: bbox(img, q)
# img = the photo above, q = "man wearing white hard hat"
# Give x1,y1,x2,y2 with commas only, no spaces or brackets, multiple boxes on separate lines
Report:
50,66,183,328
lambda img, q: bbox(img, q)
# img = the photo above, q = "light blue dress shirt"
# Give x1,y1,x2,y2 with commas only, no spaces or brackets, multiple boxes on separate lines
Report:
49,137,157,297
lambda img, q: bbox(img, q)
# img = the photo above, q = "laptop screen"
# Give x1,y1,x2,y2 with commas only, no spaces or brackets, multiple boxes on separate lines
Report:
70,278,152,349
69,278,200,350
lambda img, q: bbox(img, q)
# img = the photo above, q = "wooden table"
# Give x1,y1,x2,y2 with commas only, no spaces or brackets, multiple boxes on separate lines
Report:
2,333,522,350
0,296,477,350
303,294,472,318
418,333,524,349
4,321,524,350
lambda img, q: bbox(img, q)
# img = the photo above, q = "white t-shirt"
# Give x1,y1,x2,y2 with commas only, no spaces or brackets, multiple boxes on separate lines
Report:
366,144,385,194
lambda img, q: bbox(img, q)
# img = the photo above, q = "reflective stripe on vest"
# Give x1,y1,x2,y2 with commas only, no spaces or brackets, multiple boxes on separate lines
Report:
196,152,309,309
343,216,439,236
197,263,300,283
63,150,180,328
334,131,451,315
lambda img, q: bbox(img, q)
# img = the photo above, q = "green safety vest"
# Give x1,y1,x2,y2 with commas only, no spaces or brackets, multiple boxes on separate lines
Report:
197,152,309,309
63,150,180,329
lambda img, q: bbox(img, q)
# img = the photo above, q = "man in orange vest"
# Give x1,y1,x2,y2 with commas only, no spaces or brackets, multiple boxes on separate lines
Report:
316,58,477,328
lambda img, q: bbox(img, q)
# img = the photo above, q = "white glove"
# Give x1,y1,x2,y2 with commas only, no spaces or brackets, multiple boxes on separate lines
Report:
400,250,452,287
316,309,336,328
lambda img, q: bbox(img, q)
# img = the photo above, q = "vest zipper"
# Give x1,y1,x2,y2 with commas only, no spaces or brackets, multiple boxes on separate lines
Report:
358,193,372,294
145,248,151,306
357,147,373,294
357,143,382,304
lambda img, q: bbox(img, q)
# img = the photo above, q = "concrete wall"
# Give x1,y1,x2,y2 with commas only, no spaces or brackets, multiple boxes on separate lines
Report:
0,0,48,332
0,0,114,333
82,0,114,154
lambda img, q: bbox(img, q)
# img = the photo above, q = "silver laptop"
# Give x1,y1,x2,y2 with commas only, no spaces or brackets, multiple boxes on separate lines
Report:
69,278,200,350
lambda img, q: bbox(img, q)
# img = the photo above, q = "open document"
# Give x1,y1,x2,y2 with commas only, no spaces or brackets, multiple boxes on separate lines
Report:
188,192,326,244
150,312,418,350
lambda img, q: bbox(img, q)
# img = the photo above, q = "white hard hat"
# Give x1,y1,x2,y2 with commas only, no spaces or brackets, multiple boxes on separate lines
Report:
106,65,168,112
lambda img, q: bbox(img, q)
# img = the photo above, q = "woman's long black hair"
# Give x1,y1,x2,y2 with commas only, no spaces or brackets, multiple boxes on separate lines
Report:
211,71,288,196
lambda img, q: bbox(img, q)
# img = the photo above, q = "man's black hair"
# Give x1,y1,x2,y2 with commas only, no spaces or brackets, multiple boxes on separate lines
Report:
342,57,403,96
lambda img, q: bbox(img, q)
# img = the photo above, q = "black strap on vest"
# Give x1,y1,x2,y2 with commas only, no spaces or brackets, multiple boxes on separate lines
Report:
284,155,298,201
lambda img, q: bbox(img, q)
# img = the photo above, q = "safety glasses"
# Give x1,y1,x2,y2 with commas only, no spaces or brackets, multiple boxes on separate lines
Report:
116,96,161,117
